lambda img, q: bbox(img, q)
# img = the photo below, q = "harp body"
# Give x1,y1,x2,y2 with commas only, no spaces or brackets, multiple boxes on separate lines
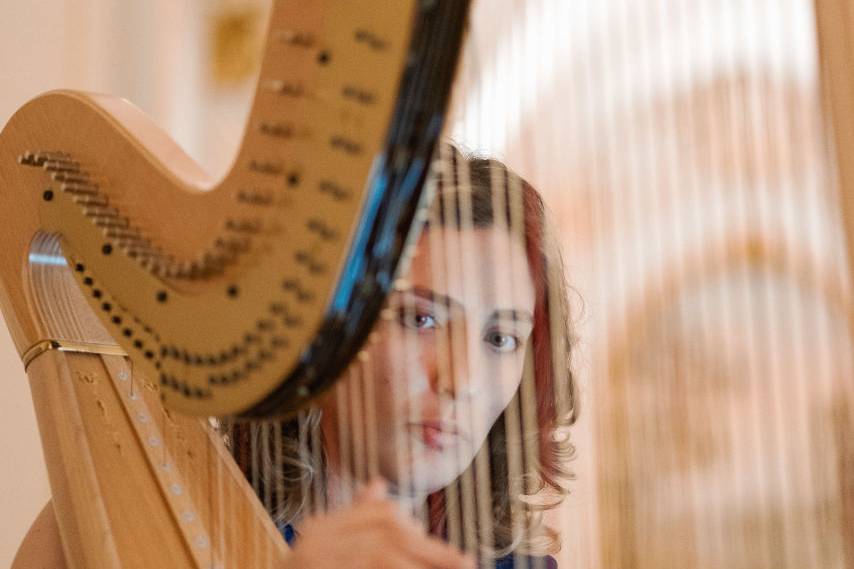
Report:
0,0,427,417
0,1,468,566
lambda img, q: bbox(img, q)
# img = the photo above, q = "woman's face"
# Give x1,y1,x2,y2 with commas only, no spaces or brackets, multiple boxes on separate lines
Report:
323,225,536,495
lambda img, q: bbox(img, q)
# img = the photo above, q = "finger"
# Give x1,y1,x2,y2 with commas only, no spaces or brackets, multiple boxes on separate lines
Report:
402,533,476,569
375,551,422,569
301,497,401,535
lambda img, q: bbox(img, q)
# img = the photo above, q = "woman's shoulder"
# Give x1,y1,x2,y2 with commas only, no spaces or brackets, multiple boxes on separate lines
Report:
13,500,67,569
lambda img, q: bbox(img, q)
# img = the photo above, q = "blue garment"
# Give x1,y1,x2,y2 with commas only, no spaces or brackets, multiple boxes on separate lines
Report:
280,524,557,568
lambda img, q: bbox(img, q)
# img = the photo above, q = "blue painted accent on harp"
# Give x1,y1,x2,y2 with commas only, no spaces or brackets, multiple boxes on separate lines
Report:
376,156,426,257
328,152,428,320
331,155,387,316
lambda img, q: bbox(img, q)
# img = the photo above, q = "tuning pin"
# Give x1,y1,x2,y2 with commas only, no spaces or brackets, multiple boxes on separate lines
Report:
52,172,92,184
125,245,151,258
104,227,143,240
341,85,377,106
263,79,305,98
83,206,120,218
258,121,295,139
116,237,148,250
41,151,72,161
236,189,274,206
43,160,81,173
19,151,70,166
225,218,263,234
277,29,314,47
61,182,99,195
248,159,285,176
140,257,159,272
215,236,251,253
200,251,228,272
158,263,177,279
93,216,130,229
354,29,388,51
73,194,109,207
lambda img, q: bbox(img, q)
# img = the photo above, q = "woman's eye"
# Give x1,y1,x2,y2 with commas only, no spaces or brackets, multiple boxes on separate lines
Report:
400,310,437,330
485,331,519,352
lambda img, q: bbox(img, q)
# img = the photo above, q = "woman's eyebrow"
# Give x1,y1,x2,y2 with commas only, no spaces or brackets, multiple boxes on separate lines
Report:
403,285,464,312
489,309,534,324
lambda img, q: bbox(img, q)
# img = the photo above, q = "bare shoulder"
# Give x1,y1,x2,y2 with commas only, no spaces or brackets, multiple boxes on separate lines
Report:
12,500,67,569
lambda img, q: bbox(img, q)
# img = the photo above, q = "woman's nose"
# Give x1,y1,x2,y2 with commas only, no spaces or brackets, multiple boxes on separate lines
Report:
425,326,476,398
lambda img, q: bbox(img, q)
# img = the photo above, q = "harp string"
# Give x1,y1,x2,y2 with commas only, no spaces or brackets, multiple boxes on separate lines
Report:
359,355,381,482
394,213,429,527
487,153,526,563
334,372,354,507
297,409,313,515
460,141,497,559
431,143,463,551
667,0,708,563
250,422,260,564
446,144,478,558
220,419,229,567
781,0,836,560
700,0,746,562
454,144,499,560
263,422,273,569
502,8,532,560
452,144,488,556
751,1,803,564
489,5,530,561
511,160,546,563
310,405,326,514
780,5,820,558
349,366,368,488
801,43,844,566
697,0,733,563
644,2,684,560
727,0,777,564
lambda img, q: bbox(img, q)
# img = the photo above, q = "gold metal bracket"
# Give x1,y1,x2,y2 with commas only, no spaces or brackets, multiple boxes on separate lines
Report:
22,339,127,370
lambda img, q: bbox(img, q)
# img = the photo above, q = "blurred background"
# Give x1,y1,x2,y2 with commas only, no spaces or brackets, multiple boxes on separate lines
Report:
1,0,852,567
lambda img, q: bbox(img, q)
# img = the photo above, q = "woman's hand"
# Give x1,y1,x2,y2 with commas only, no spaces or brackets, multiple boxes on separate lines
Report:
284,480,475,569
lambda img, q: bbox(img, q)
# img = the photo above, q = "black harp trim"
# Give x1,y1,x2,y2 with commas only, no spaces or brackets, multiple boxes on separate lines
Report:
241,0,471,418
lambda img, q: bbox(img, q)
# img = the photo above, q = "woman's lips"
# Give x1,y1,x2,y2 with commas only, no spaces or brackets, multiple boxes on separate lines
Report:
409,421,462,451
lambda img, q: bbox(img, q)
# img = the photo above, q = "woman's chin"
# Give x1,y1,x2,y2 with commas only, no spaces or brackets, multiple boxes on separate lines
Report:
382,452,474,496
387,474,456,498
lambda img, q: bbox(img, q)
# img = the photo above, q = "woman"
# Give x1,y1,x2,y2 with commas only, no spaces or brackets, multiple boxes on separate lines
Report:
234,143,578,568
13,145,576,569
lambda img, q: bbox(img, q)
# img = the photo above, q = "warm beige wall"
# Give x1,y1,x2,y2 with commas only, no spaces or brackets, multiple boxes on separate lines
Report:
0,1,197,565
0,1,263,565
0,3,76,564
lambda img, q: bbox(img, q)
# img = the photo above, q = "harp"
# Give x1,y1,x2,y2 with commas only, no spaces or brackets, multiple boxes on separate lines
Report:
1,1,470,567
4,0,854,568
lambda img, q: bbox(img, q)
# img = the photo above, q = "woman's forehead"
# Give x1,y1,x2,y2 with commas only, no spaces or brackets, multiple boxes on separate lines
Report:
401,227,535,312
